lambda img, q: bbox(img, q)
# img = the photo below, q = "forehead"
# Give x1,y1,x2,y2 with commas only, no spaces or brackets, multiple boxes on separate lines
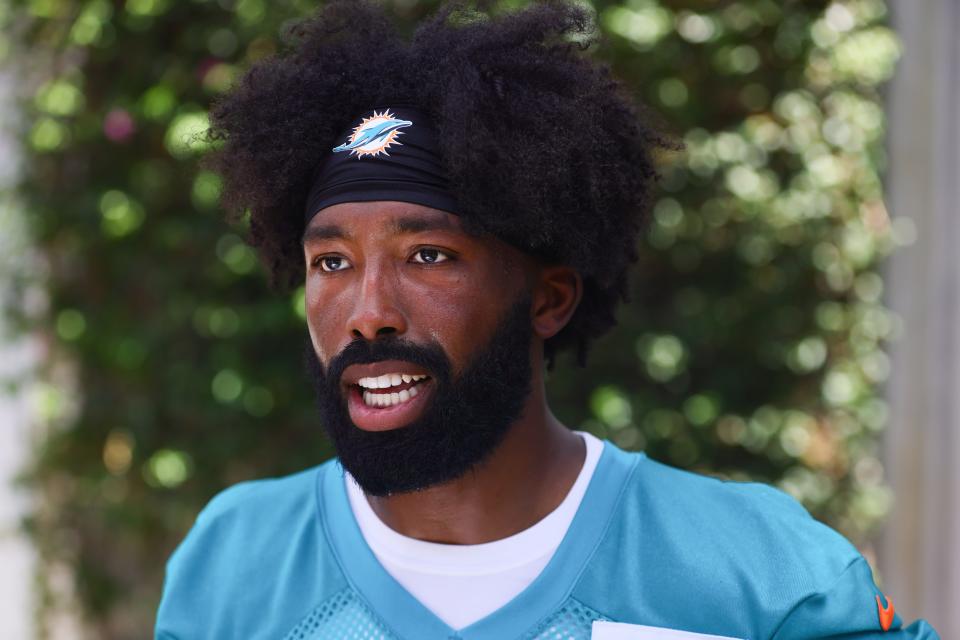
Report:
301,201,464,245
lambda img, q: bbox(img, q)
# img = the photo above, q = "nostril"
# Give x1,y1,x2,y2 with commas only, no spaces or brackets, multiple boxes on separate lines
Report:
351,325,399,340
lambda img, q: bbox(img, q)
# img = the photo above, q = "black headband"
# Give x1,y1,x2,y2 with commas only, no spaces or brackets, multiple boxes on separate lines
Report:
303,106,460,225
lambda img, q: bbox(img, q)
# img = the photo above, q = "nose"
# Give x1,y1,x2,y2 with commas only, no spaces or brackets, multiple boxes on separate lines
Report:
346,262,408,341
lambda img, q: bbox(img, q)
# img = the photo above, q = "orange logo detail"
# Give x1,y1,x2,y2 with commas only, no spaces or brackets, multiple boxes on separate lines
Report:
876,594,895,631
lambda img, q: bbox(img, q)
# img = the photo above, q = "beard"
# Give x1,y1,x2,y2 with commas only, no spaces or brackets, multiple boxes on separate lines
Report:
303,290,535,496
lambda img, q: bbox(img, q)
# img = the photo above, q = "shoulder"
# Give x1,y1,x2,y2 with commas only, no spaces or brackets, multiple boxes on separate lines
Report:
600,445,833,536
156,459,347,639
579,445,867,638
173,463,324,559
194,463,324,529
628,452,860,572
167,460,339,570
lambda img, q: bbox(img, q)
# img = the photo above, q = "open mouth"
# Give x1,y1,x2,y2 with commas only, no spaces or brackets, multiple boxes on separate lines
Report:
355,373,431,408
345,371,435,431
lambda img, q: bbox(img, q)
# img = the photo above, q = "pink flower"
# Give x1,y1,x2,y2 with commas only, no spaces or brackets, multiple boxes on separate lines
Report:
104,109,135,142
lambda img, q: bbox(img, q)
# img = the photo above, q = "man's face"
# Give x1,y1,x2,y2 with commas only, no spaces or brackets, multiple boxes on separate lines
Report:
302,201,537,496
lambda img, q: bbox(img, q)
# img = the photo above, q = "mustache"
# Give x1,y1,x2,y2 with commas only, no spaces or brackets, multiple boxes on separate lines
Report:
322,335,453,388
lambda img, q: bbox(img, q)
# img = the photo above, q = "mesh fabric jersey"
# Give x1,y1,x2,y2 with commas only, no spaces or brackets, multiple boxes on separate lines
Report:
155,440,940,640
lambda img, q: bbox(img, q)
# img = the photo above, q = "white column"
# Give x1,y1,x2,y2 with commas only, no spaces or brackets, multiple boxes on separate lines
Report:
0,67,37,638
0,338,39,640
883,1,960,636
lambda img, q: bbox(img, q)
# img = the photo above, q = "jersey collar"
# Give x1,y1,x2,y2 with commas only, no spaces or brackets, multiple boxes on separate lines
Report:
317,439,642,640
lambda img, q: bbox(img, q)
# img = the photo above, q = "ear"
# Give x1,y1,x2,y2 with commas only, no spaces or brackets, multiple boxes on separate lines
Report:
530,265,582,340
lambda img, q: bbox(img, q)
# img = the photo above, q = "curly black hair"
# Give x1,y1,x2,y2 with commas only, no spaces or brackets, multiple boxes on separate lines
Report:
204,0,673,368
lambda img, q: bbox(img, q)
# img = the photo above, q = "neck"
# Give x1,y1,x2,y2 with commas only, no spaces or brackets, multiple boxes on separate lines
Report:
363,379,584,544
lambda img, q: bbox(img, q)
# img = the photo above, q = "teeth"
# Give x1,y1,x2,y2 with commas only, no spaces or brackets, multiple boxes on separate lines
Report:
358,373,429,390
360,383,423,407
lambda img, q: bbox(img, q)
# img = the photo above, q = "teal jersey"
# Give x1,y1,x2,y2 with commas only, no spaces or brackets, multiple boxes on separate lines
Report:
155,440,939,639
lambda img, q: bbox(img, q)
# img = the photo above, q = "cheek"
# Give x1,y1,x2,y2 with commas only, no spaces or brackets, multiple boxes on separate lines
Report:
304,282,342,362
414,278,505,367
418,298,470,361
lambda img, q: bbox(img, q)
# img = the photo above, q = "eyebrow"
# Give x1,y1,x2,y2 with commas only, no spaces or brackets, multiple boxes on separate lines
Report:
301,223,349,245
301,214,457,246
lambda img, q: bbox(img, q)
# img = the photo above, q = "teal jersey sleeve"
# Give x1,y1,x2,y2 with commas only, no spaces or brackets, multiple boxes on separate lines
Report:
573,452,941,640
154,464,349,640
771,556,940,639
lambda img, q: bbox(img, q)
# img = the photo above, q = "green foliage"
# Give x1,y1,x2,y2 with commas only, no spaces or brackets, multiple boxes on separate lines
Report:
2,0,902,636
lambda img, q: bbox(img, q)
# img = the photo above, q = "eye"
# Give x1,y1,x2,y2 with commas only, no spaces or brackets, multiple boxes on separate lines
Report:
411,248,452,264
314,255,351,272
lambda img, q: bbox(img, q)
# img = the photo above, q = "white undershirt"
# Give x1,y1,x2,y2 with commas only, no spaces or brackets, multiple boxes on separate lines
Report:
345,430,604,630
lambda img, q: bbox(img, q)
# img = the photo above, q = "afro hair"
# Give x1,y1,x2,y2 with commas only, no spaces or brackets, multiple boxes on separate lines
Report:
203,0,673,367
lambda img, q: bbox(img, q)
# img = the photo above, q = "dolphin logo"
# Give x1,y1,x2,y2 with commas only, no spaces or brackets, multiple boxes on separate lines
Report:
333,109,413,158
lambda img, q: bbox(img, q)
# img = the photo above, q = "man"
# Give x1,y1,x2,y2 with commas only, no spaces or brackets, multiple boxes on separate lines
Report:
155,1,939,638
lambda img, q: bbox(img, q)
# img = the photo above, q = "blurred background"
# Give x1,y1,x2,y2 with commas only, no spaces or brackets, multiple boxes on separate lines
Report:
0,0,956,638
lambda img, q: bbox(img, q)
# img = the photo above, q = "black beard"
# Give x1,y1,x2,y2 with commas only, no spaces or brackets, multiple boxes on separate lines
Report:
303,291,534,496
